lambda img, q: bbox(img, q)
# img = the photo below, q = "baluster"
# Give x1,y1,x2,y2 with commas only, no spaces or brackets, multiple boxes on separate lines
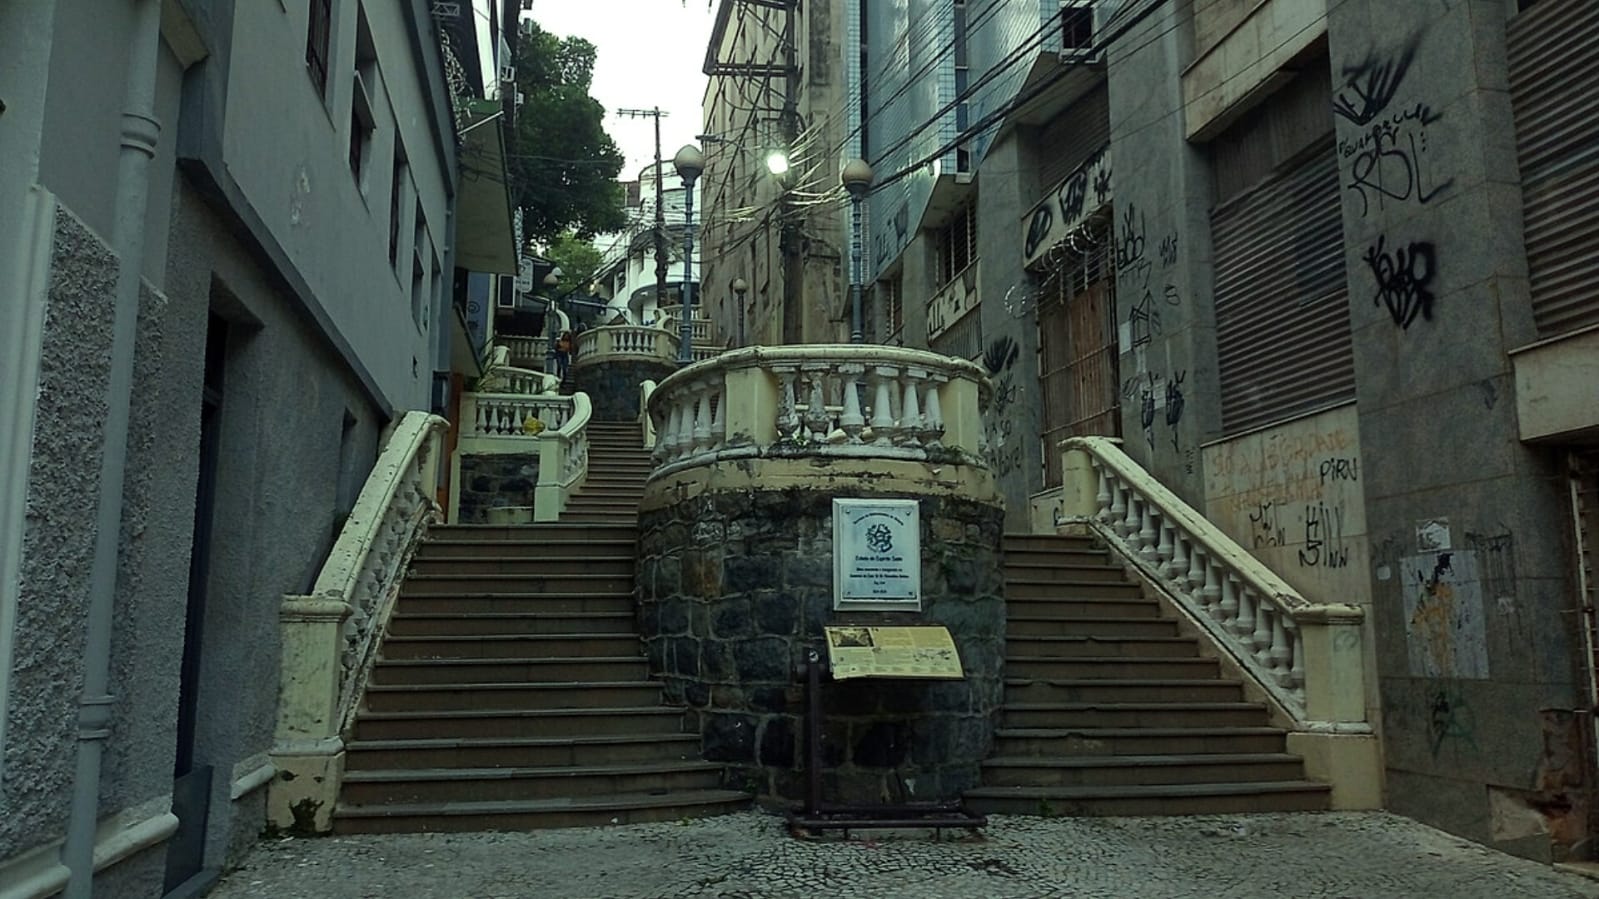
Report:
803,372,830,442
1096,468,1116,525
473,401,488,435
1154,515,1174,569
1115,486,1137,539
1187,542,1207,596
708,387,725,451
869,367,896,446
1269,613,1293,686
1120,492,1141,543
1199,555,1221,614
1167,530,1189,583
693,387,713,452
838,365,866,443
899,372,924,446
1252,603,1274,666
1288,622,1305,690
1218,574,1239,623
920,379,945,445
665,401,686,460
1106,476,1132,531
776,369,800,439
1233,585,1255,640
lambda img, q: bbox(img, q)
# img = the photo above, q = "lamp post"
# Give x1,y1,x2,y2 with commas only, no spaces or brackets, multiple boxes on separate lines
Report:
841,159,874,344
732,277,749,346
542,267,562,374
672,144,704,366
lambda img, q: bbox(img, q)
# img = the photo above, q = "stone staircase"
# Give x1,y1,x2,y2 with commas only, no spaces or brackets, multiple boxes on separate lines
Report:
964,533,1331,816
334,423,749,833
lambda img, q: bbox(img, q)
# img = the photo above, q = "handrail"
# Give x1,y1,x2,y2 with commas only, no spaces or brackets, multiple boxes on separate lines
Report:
534,391,591,520
275,411,446,745
1058,436,1368,731
646,345,992,482
459,391,573,439
639,379,658,450
571,323,681,368
477,364,558,396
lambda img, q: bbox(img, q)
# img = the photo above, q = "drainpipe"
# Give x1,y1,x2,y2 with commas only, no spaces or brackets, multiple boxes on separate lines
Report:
62,1,163,895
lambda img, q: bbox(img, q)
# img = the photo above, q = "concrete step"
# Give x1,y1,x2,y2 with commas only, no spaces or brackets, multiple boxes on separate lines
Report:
371,656,649,684
344,733,703,770
980,752,1310,787
400,573,634,595
415,537,636,559
1007,580,1146,600
331,789,752,834
1005,656,1220,679
380,634,641,660
994,726,1289,756
362,680,664,712
408,556,635,575
387,611,635,637
1002,701,1271,729
396,592,634,614
1004,549,1113,567
962,781,1330,817
340,760,726,805
1002,534,1102,553
1004,636,1201,659
428,524,638,541
353,707,687,741
1005,678,1246,704
1007,616,1181,638
1004,597,1163,618
1001,566,1129,585
562,502,641,516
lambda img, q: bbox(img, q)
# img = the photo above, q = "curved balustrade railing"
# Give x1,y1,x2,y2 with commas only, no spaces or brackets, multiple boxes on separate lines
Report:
639,379,658,450
571,324,680,369
534,392,591,521
646,345,991,481
499,334,549,370
460,391,573,440
658,311,714,343
1057,437,1369,731
477,364,557,396
271,411,446,829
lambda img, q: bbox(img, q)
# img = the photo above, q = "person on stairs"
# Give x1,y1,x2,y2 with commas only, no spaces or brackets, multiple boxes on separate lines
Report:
555,329,573,380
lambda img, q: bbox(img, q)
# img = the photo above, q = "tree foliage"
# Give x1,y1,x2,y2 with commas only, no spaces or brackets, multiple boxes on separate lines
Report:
511,21,627,243
544,231,605,288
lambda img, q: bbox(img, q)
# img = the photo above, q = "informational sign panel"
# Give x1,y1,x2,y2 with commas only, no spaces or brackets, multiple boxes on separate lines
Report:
833,499,921,610
824,626,964,680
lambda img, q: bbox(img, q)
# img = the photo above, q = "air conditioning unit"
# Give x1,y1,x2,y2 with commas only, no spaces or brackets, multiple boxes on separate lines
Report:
1059,0,1117,63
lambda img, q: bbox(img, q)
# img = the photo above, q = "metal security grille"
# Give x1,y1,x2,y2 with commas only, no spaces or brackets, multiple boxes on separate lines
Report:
1507,0,1599,337
1037,232,1118,487
1211,142,1352,435
1036,84,1110,190
306,0,333,96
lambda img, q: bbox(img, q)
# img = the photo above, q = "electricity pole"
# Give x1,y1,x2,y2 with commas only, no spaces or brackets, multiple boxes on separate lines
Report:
617,107,671,314
778,0,801,344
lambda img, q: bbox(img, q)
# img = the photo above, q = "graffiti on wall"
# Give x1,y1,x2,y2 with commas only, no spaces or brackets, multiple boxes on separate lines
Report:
982,335,1025,477
1402,551,1490,679
1021,146,1113,267
1364,236,1438,329
1334,33,1454,218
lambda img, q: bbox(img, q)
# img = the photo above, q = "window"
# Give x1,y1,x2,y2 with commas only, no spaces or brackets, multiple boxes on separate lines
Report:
388,152,408,267
935,202,977,286
349,5,377,188
306,0,333,96
412,201,428,328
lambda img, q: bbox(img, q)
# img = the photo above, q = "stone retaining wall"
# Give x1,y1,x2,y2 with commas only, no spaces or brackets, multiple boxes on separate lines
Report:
457,453,538,523
573,359,675,421
638,487,1006,804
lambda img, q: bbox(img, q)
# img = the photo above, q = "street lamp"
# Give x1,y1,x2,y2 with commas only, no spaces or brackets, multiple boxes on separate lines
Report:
764,150,790,177
672,143,704,366
542,267,562,373
732,277,748,346
840,158,874,344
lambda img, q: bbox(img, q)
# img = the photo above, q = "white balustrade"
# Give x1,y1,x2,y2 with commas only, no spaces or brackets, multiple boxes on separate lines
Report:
460,391,572,439
499,334,549,370
645,345,987,477
1056,436,1368,730
571,324,681,369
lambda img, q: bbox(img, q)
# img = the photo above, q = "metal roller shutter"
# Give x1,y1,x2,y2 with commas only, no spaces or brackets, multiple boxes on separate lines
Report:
1507,0,1599,337
1036,84,1110,190
1211,142,1353,435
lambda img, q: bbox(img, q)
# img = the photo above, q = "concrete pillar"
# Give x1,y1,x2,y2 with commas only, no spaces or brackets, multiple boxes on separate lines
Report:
1328,0,1583,861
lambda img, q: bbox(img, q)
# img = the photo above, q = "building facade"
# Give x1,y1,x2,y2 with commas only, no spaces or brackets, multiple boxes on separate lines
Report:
856,0,1599,862
0,1,508,895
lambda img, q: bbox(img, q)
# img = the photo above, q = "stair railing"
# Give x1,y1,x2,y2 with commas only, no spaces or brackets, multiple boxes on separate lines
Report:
269,410,446,831
533,391,591,521
1058,436,1369,733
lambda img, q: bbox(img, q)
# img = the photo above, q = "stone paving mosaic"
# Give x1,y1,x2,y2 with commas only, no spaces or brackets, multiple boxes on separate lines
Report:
210,812,1599,899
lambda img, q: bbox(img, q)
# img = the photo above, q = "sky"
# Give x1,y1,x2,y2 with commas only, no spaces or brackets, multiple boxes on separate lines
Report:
528,0,719,183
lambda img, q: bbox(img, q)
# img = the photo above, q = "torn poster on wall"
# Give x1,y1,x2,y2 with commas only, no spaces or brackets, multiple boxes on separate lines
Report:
1401,551,1489,679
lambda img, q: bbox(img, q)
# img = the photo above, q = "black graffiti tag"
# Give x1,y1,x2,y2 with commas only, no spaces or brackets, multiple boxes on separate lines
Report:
1332,35,1421,126
1364,236,1437,329
1024,206,1053,260
1344,121,1452,216
1164,370,1185,452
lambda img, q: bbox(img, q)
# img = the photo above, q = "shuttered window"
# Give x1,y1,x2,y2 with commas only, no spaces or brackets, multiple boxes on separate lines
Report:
1211,142,1353,435
1507,0,1599,337
1036,85,1110,190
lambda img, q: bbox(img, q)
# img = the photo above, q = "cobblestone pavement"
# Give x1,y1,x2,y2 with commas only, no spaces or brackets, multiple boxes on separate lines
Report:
210,811,1599,899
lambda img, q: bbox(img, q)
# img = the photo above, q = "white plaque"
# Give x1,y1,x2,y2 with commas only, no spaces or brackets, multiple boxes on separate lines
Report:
833,499,921,610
